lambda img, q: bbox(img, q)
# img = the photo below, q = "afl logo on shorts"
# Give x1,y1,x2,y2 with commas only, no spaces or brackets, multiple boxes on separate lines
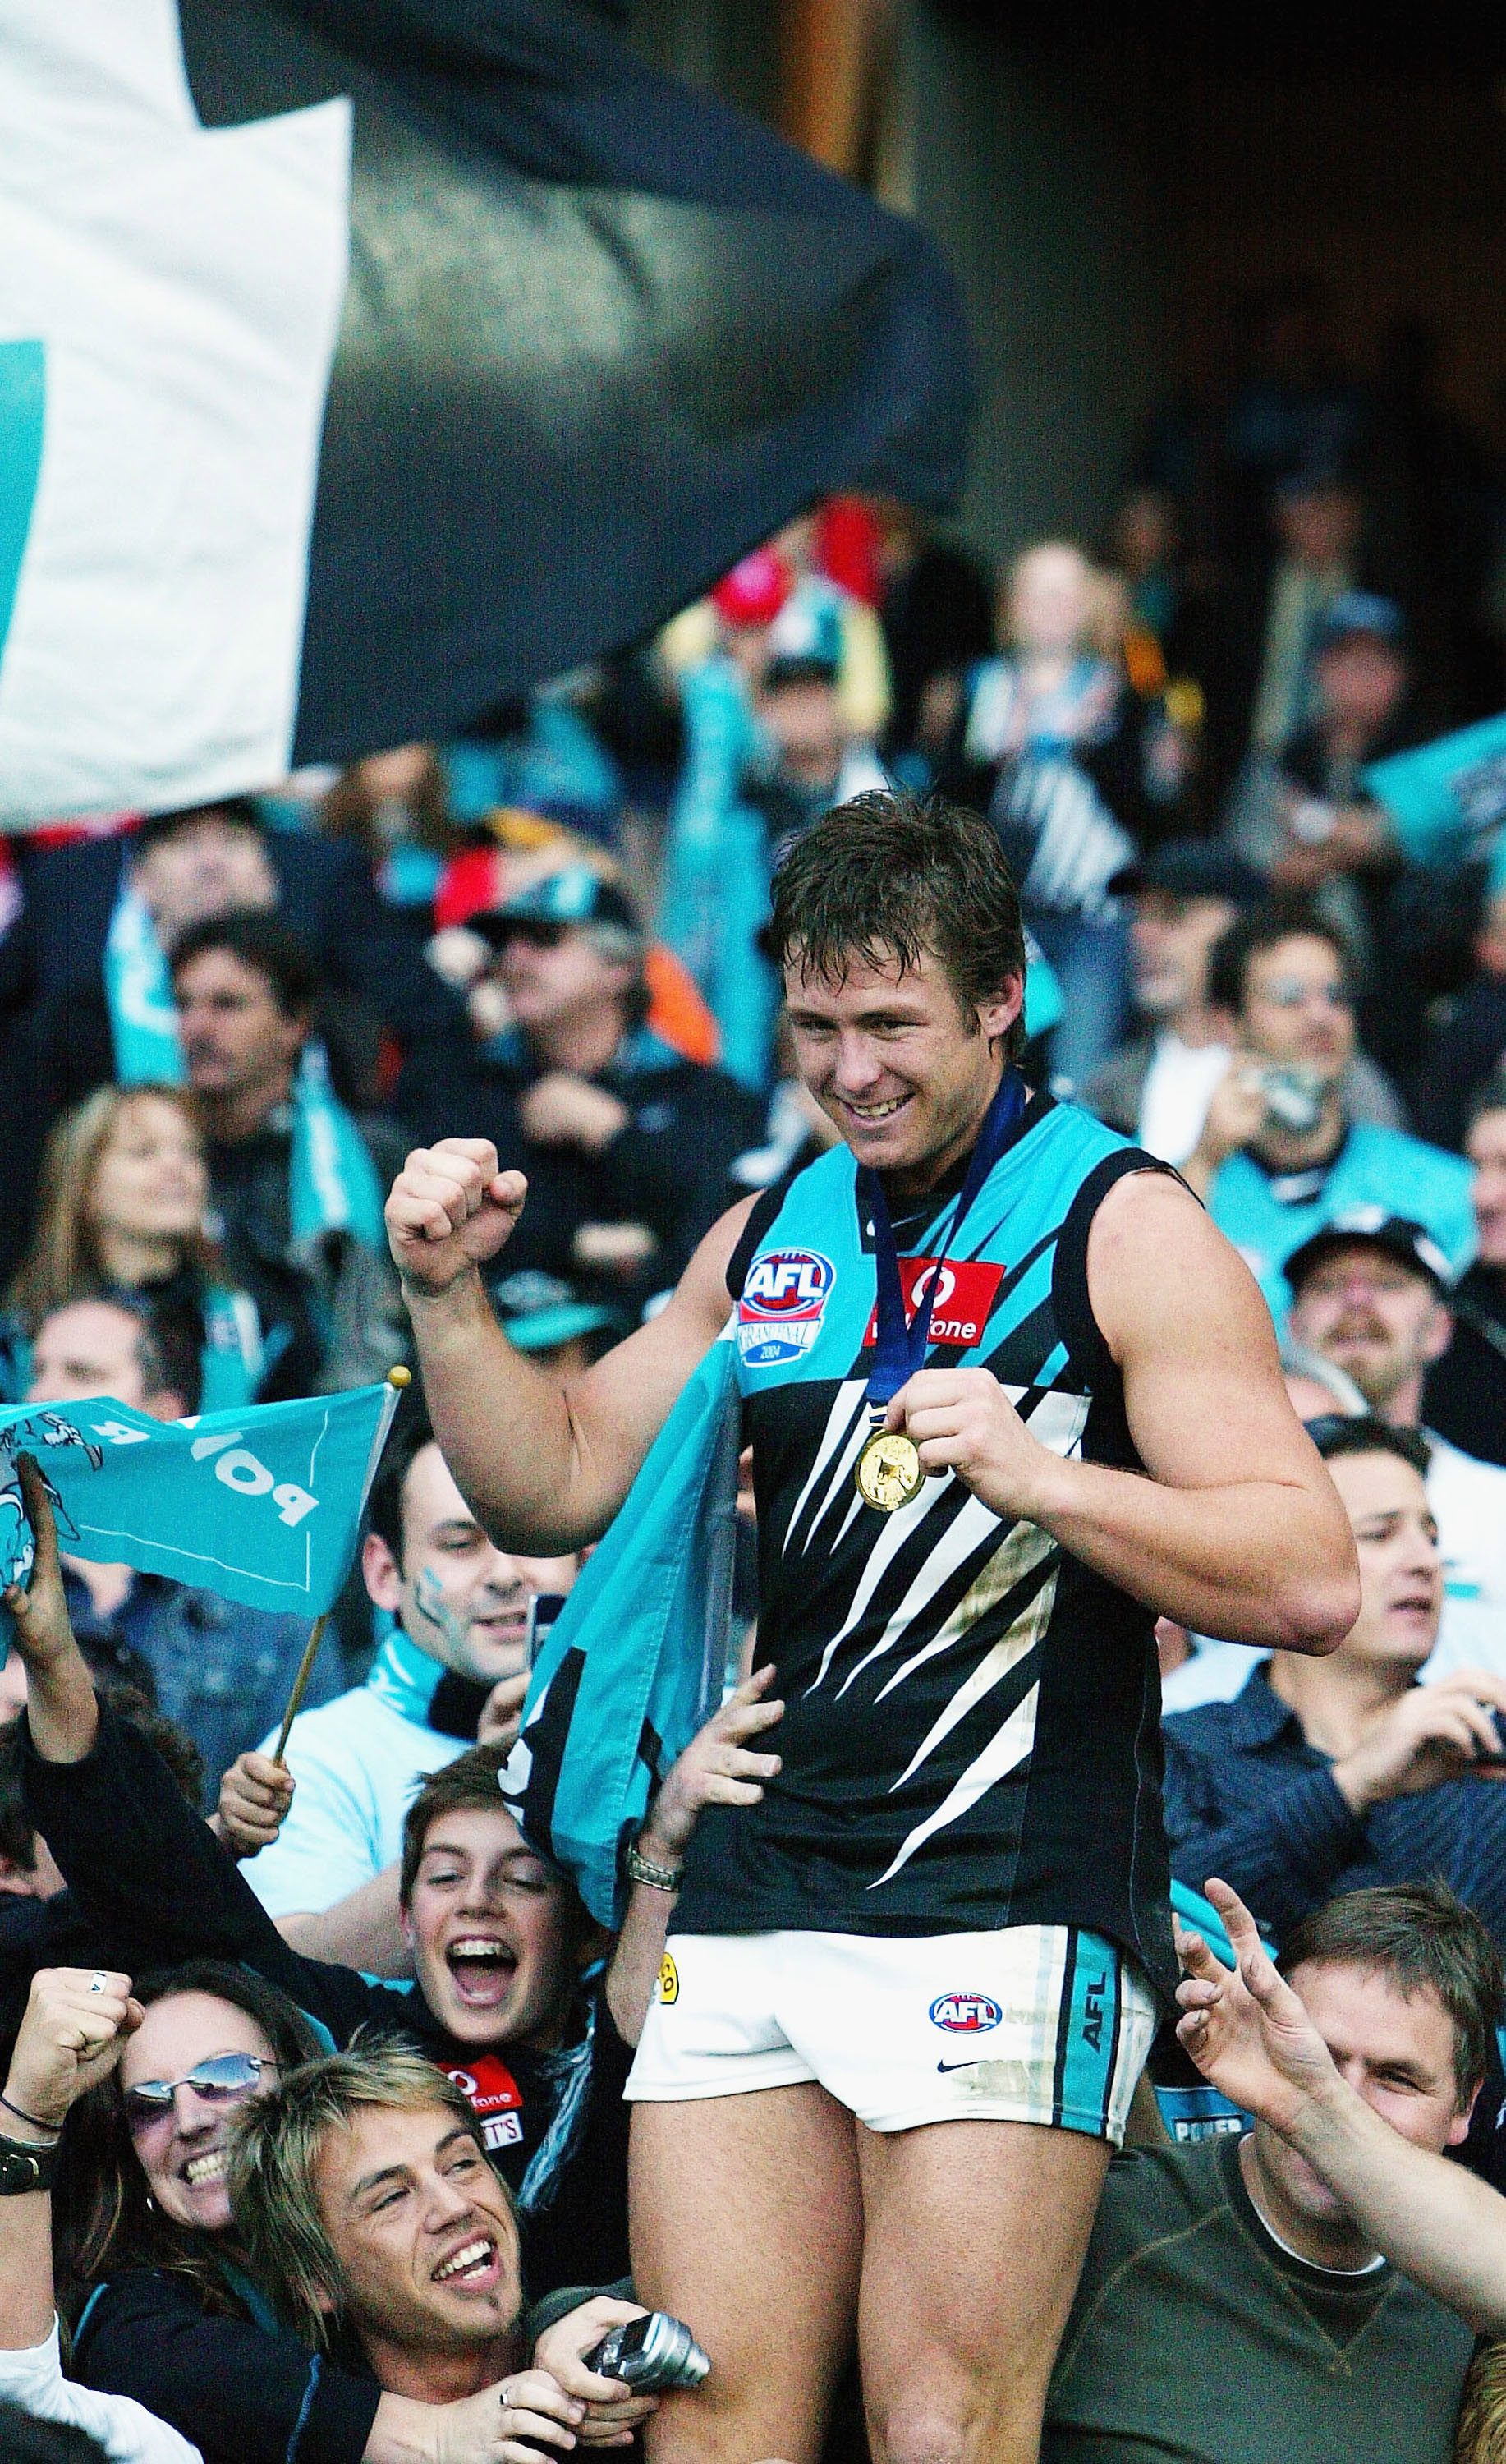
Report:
930,1991,1003,2034
658,1952,680,2006
738,1248,835,1368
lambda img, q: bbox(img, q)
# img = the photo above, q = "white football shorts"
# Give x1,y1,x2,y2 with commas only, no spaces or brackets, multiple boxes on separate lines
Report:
626,1923,1157,2142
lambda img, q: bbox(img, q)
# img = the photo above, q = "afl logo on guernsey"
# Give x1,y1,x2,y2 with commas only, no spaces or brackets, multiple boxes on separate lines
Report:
738,1248,835,1368
930,1990,1003,2034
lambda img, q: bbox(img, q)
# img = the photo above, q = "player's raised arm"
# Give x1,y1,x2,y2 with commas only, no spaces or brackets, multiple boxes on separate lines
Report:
387,1138,751,1551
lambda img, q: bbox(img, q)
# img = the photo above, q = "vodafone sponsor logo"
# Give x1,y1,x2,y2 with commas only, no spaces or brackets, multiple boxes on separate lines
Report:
864,1257,1003,1351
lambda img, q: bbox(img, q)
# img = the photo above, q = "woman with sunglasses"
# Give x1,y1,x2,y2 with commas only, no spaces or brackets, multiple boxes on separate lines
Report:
7,1960,589,2464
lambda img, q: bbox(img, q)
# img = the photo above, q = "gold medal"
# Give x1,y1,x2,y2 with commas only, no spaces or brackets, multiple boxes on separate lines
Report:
855,1427,925,1514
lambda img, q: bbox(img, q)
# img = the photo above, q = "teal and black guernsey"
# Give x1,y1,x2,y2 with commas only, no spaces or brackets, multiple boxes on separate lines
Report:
672,1091,1178,2001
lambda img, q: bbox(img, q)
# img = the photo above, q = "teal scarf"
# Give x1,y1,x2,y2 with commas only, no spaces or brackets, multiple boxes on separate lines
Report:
289,1044,385,1250
103,885,186,1086
364,1624,444,1726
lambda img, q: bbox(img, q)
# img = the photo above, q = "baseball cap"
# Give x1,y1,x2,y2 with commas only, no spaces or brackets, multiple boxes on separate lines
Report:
1284,1208,1453,1299
491,1270,622,1354
764,591,843,681
468,865,643,946
1109,840,1268,908
1314,591,1405,654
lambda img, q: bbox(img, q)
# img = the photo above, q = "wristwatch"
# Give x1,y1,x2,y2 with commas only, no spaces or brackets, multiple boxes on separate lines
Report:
626,1840,684,1892
0,2134,61,2195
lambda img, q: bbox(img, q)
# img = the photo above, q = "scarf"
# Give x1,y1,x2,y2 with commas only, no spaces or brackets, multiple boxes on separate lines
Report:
288,1043,385,1250
103,883,186,1085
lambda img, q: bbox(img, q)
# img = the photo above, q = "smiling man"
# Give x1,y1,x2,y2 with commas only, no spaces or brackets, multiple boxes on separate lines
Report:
242,1408,576,1942
230,2043,654,2443
8,1455,631,2300
1044,1878,1498,2464
383,790,1357,2464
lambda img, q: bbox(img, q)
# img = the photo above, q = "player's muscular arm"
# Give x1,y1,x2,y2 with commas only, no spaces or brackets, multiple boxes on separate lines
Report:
388,1139,751,1551
892,1175,1357,1649
1049,1175,1357,1647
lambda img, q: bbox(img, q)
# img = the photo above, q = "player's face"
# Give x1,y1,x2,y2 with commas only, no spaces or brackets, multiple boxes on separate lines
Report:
1250,1961,1471,2230
783,945,1022,1194
402,1806,588,2052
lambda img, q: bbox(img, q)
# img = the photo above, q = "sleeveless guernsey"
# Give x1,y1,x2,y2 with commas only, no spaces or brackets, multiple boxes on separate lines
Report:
670,1092,1178,2001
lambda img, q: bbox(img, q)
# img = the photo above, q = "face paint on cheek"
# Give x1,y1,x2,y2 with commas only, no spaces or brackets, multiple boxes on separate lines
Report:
413,1566,471,1659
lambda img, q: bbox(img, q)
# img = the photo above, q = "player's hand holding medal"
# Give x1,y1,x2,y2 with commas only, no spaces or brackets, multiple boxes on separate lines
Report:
856,1069,1026,1514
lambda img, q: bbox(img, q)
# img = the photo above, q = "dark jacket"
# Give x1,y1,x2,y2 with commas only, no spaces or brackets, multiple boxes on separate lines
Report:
62,1565,343,1806
402,1023,764,1317
23,1708,633,2301
206,1110,406,1400
9,830,461,1069
73,2268,380,2464
1163,1666,1506,1945
1425,1262,1506,1471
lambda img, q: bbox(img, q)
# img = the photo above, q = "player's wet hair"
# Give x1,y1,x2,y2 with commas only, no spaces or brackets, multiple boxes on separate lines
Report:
767,790,1028,1059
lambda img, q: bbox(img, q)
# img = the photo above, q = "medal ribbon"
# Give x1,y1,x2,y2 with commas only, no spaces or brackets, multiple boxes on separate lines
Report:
857,1067,1026,1428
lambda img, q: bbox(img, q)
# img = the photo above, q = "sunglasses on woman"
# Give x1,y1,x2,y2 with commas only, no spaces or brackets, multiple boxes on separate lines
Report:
122,2051,277,2134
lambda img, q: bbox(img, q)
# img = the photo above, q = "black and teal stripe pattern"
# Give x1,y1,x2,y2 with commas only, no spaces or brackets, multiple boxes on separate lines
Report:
673,1092,1178,2004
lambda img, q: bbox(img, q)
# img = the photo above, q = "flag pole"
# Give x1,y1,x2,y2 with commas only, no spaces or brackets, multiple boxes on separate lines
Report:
271,1366,411,1766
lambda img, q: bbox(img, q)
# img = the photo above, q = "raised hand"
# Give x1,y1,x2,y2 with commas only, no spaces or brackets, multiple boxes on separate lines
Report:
5,1965,143,2132
2,1456,75,1674
477,1669,530,1753
1333,1669,1506,1813
1173,1877,1339,2139
214,1750,295,1859
638,1666,784,1866
386,1140,529,1299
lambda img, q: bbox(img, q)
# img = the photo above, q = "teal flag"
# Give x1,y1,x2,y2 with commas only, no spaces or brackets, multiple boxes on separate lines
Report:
503,1336,739,1927
0,1382,399,1616
1363,711,1506,873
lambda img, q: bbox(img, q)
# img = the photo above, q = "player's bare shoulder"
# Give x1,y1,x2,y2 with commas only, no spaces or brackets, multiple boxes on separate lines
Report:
1085,1164,1263,1358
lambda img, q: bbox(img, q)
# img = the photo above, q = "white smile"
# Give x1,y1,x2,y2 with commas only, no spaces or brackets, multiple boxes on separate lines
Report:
434,2237,494,2283
843,1096,908,1120
184,2150,227,2186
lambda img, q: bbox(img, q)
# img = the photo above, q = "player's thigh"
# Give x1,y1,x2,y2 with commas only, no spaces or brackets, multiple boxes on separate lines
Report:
856,2117,1111,2464
631,2084,864,2464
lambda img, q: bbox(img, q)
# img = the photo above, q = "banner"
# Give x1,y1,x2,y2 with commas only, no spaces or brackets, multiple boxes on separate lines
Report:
0,1381,398,1616
1362,710,1506,876
0,0,971,822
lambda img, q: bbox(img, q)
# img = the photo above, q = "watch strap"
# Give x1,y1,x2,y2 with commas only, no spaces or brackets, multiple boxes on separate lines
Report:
0,2134,62,2195
626,1841,684,1892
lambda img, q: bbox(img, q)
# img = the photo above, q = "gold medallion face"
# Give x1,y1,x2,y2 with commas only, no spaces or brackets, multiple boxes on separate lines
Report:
855,1429,925,1513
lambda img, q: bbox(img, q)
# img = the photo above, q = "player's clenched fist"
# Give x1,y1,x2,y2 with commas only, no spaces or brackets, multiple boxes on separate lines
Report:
385,1139,530,1297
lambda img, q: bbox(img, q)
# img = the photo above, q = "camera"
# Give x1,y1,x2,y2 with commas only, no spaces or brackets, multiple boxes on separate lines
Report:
1258,1064,1325,1138
584,2311,711,2392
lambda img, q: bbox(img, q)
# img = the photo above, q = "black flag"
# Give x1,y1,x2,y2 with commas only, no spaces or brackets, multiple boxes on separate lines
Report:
183,0,973,765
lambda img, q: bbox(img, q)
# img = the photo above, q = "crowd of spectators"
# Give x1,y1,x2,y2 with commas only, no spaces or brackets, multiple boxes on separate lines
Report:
7,314,1506,2459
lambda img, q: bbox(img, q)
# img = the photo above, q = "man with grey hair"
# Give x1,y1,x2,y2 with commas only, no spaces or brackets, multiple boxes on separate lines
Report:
401,867,762,1322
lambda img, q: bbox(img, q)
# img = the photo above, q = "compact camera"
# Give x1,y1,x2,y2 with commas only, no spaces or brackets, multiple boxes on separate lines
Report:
585,2311,711,2392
